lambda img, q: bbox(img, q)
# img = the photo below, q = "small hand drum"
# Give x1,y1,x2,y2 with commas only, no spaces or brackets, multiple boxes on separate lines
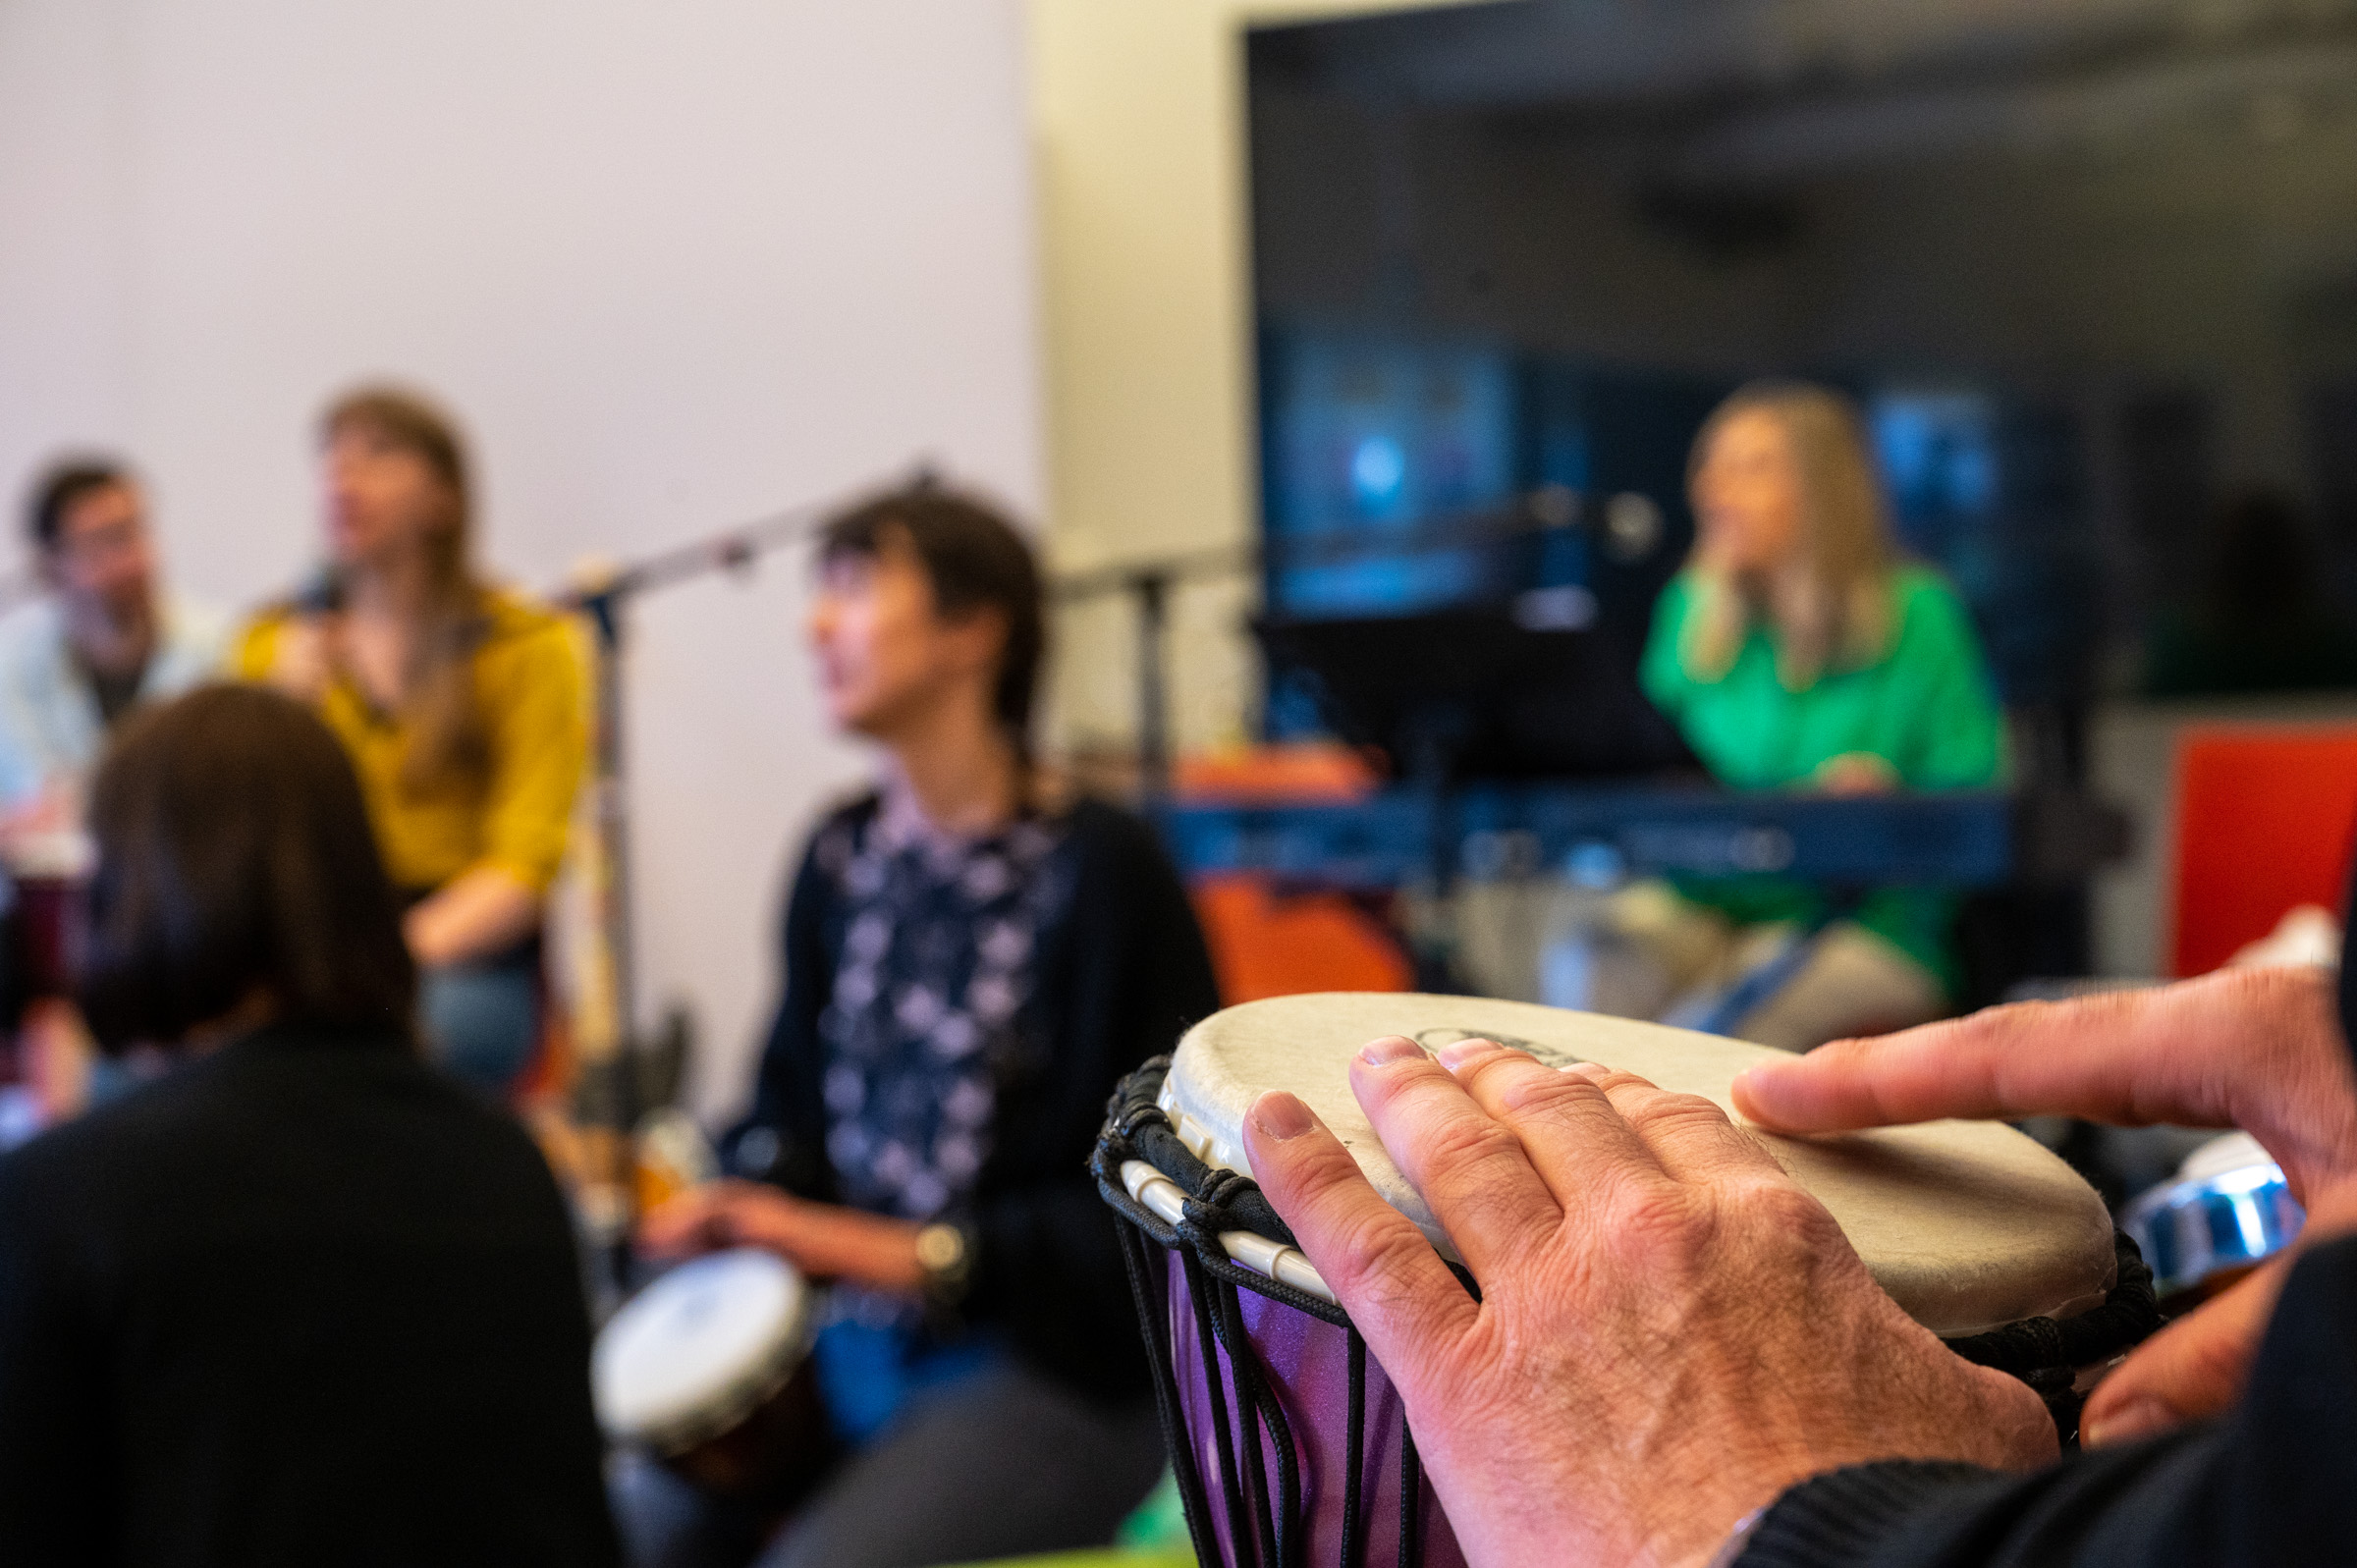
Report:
1095,994,2159,1568
593,1249,835,1507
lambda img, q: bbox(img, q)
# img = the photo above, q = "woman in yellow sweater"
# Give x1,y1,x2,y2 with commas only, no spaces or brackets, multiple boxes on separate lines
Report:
236,387,586,1093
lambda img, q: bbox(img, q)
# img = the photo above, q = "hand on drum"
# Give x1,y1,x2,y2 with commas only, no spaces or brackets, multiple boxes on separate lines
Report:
1736,963,2357,1450
639,1180,926,1294
1244,1035,2055,1568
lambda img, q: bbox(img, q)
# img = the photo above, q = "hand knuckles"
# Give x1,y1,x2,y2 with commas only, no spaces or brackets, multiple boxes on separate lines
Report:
1417,1112,1525,1176
1742,1181,1846,1255
1602,1182,1707,1262
1620,1089,1731,1138
1491,1066,1585,1120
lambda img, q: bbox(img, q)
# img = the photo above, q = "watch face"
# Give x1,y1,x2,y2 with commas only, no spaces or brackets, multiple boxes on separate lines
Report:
916,1224,965,1272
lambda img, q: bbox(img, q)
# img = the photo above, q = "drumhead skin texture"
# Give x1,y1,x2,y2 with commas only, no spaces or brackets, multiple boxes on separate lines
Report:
1163,993,2117,1336
594,1248,813,1451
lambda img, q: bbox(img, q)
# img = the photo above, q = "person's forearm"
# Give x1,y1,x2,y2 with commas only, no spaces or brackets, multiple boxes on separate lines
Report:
405,865,540,968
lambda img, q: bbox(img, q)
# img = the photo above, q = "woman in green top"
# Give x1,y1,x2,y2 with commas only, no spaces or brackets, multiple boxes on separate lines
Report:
1594,380,2005,1051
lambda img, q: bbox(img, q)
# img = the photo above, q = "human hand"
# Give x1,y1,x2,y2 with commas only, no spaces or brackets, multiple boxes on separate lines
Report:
268,618,333,701
1245,1036,2054,1568
1812,751,1899,795
638,1179,925,1292
1733,965,2357,1447
0,783,82,872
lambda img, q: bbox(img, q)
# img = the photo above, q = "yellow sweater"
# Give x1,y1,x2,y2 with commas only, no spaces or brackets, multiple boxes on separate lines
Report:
234,590,588,894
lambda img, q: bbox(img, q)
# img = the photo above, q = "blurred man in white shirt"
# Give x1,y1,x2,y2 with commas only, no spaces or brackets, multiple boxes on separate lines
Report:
0,459,223,1134
0,460,224,816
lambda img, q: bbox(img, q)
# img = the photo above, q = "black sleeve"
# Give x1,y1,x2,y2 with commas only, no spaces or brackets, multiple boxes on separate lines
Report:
733,832,840,1202
963,804,1222,1398
1739,1233,2357,1566
0,1159,111,1564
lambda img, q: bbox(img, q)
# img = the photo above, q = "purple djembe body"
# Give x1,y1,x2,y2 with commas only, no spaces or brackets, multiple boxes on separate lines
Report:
1161,1248,1464,1568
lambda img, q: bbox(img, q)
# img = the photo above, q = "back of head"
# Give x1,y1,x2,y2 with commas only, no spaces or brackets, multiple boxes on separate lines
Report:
79,684,417,1053
818,481,1046,755
26,456,133,555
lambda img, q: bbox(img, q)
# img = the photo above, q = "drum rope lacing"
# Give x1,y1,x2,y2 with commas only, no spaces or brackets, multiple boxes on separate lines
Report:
1944,1229,2159,1439
1097,1054,2166,1568
1098,1055,1438,1568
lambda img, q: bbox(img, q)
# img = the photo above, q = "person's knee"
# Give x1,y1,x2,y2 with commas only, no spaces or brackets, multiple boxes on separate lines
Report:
1736,925,1942,1054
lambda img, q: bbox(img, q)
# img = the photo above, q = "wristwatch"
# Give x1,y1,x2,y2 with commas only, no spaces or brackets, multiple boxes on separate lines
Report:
915,1221,974,1308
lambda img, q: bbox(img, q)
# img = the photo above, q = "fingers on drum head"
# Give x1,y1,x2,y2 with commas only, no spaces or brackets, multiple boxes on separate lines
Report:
1350,1049,1563,1277
1243,1092,1475,1352
1436,1043,1666,1204
1585,1068,1784,1186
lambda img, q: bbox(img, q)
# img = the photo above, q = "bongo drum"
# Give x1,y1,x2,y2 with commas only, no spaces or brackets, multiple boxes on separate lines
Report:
1094,994,2160,1568
594,1249,835,1506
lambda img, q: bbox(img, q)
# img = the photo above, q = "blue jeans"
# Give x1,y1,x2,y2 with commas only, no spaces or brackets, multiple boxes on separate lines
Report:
419,956,540,1095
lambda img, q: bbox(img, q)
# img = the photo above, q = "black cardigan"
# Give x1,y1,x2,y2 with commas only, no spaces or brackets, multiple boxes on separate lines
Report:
1734,940,2357,1562
735,794,1220,1403
0,1023,620,1568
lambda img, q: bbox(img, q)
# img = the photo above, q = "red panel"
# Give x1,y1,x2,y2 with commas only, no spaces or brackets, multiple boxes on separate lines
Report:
1190,874,1413,1003
2171,728,2357,977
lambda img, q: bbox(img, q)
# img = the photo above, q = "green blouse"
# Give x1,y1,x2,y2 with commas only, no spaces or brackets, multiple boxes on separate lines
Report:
1638,565,2006,994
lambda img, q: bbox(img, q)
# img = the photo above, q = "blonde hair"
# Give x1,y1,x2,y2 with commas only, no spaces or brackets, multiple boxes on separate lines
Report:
1680,380,1895,691
320,386,491,795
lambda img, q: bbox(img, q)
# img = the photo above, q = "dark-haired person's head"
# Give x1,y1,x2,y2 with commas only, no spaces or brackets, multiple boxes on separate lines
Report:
25,457,158,634
807,483,1045,758
77,684,416,1053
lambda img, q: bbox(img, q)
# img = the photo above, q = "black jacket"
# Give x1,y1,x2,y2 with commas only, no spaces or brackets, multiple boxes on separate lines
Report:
736,794,1220,1403
0,1023,620,1568
1738,942,2357,1563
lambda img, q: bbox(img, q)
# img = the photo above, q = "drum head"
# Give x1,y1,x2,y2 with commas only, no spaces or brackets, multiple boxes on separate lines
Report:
1164,993,2115,1336
595,1248,813,1452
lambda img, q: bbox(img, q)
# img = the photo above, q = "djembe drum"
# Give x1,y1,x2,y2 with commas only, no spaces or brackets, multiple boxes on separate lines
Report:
1095,994,2160,1568
593,1248,836,1507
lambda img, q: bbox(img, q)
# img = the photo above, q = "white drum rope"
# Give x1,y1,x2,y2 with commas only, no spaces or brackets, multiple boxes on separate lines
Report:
1121,1158,1337,1305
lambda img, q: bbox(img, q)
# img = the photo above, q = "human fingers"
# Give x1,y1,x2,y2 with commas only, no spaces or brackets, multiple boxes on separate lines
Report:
1732,972,2294,1135
2080,1255,2292,1447
1434,1043,1727,1203
1346,1036,1569,1278
635,1184,735,1256
1243,1089,1478,1376
1575,1063,1791,1188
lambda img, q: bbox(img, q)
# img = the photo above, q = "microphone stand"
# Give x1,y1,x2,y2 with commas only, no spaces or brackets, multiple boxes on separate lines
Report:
557,469,921,1294
564,476,1577,1292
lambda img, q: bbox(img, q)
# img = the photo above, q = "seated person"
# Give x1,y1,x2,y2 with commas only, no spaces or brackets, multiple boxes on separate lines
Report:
0,458,223,812
1582,380,2005,1051
622,484,1220,1568
0,458,224,1117
0,684,618,1566
1242,946,2357,1563
238,387,587,1095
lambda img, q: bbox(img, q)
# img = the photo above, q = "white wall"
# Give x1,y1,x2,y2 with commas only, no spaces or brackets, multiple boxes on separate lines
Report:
1026,0,1491,759
0,0,1042,1117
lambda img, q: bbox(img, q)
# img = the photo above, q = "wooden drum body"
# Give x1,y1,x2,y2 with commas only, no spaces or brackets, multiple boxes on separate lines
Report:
1097,994,2156,1568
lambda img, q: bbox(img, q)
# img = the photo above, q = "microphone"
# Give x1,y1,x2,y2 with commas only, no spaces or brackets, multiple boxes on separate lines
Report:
292,565,345,617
